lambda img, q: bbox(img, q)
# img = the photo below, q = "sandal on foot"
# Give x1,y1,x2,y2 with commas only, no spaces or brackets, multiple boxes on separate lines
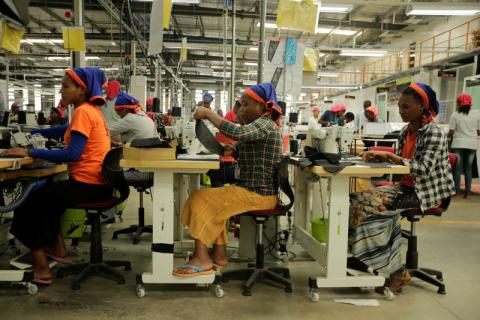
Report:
32,274,53,285
172,264,214,278
45,251,65,262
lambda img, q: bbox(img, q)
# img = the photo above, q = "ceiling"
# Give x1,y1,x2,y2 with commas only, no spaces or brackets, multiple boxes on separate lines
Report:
2,0,479,92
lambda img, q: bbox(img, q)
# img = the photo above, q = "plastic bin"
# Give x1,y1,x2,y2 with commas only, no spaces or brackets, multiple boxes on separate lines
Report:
60,209,86,239
311,218,328,243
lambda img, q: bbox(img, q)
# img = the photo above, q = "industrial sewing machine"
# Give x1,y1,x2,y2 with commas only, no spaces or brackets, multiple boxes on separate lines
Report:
306,125,354,154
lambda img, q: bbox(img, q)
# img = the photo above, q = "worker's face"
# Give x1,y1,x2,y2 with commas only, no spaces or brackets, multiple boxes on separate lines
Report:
60,73,85,107
398,94,423,123
203,100,212,109
237,94,264,125
336,110,346,118
313,110,320,117
365,110,376,122
115,108,129,118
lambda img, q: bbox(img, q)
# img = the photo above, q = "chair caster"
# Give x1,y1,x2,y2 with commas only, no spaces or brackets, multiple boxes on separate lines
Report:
242,287,251,296
27,283,38,295
214,285,225,298
437,287,446,295
309,289,319,302
136,284,146,298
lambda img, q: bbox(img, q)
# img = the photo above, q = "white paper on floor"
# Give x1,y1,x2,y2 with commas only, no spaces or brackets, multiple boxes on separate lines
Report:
334,299,380,307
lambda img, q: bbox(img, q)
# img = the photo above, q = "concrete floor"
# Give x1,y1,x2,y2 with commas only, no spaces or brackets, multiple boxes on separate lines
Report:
0,189,479,320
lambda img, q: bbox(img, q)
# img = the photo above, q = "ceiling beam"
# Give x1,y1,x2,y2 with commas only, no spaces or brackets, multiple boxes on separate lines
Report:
29,16,56,33
84,16,105,33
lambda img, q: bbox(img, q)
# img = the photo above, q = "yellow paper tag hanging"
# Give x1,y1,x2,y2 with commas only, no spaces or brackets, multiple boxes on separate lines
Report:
1,20,25,55
303,47,318,72
163,0,173,29
62,26,86,51
276,0,320,34
180,37,187,62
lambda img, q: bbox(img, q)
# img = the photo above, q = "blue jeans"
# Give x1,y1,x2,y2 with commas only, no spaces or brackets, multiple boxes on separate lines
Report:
452,148,476,195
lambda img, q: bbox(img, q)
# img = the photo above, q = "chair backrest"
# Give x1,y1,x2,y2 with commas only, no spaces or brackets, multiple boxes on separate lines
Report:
102,147,130,202
277,155,295,213
368,146,395,153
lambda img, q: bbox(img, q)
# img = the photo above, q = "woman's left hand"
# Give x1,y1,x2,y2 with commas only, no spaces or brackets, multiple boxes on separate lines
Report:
0,147,29,158
361,151,389,163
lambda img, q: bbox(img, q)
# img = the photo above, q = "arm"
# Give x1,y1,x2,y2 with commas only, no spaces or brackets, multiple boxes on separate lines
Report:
30,131,87,163
447,129,454,139
108,117,132,137
31,124,68,139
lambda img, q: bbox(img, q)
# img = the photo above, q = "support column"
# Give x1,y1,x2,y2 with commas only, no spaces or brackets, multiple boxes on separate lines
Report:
72,0,85,68
228,0,236,109
257,0,267,83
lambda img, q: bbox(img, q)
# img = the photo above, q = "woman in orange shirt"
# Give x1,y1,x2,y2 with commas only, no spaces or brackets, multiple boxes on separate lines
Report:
1,67,112,285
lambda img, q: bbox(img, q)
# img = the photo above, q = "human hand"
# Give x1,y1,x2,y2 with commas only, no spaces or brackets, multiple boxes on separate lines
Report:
222,142,236,156
193,107,212,120
361,151,389,163
1,147,29,158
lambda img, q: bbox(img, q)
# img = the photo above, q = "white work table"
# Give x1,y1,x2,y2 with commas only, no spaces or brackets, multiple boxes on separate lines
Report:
291,158,409,299
120,155,220,297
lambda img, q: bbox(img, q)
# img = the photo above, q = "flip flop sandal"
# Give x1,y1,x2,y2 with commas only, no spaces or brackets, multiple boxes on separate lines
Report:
32,274,53,285
172,264,214,278
45,251,66,262
212,262,228,270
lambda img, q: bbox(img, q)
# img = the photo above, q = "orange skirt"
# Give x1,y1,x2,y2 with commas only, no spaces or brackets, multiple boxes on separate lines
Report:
181,185,278,246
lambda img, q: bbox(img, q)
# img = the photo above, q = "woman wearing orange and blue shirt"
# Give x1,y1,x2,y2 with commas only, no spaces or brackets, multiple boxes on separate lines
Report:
1,67,113,285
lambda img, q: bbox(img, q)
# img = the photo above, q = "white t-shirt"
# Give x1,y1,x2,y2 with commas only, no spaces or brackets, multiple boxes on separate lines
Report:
449,110,480,150
308,116,320,130
100,98,121,126
108,112,158,143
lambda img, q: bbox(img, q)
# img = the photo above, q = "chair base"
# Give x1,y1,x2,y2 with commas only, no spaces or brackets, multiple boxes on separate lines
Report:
112,225,152,244
56,260,131,290
222,267,292,296
407,267,446,294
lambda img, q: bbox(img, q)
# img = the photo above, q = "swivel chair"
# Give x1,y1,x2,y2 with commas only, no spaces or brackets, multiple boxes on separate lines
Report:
222,156,294,296
56,148,132,290
400,153,457,294
112,170,153,244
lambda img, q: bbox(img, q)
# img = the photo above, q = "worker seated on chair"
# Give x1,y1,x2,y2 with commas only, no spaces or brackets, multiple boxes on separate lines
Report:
108,92,157,144
173,83,282,277
350,83,455,295
0,67,113,286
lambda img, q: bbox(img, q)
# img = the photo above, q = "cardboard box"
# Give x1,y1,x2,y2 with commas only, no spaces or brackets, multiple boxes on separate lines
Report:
123,144,176,161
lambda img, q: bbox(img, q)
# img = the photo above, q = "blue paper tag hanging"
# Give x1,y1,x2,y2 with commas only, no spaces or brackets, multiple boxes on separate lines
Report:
285,38,297,65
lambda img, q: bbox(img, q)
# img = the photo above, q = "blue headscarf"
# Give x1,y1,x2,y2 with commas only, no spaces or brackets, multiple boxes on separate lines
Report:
114,92,141,113
66,67,107,105
408,82,439,123
245,83,282,127
202,93,214,102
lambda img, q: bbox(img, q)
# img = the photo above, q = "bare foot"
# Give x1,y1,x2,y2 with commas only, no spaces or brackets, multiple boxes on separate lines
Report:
210,252,228,267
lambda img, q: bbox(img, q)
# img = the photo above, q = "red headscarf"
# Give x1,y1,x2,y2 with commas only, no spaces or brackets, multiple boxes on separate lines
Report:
106,80,121,100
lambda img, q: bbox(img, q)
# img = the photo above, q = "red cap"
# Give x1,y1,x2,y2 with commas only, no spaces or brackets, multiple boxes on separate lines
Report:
457,93,472,106
146,98,153,106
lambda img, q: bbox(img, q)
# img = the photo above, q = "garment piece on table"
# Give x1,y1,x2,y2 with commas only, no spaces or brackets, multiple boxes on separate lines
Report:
64,102,110,185
181,185,277,246
108,112,157,144
196,120,225,155
396,122,455,211
219,116,282,196
304,146,341,164
449,110,480,150
349,184,419,277
11,179,112,250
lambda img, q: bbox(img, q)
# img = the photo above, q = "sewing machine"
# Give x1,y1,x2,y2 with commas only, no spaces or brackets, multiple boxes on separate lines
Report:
306,125,354,154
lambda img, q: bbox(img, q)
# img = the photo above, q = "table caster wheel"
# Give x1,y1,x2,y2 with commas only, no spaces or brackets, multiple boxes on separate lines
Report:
309,289,319,302
214,285,225,298
27,283,38,295
136,285,146,298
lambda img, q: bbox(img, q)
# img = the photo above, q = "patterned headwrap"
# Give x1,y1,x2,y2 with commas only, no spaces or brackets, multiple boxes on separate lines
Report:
408,82,439,124
106,80,121,100
66,67,108,106
365,105,378,118
331,104,346,113
114,92,142,113
244,82,282,127
202,93,214,102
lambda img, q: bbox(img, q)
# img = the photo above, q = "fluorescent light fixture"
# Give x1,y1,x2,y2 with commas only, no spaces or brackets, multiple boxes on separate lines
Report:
319,53,326,58
134,0,200,3
316,28,359,36
243,80,257,86
245,62,258,66
249,47,259,51
34,84,42,87
22,38,63,45
104,67,119,71
318,73,339,77
302,84,360,89
256,22,278,29
340,49,387,57
406,5,480,16
320,4,353,13
45,56,70,61
85,56,101,60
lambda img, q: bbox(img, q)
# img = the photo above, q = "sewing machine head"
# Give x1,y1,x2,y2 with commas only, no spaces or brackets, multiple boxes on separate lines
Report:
307,126,354,154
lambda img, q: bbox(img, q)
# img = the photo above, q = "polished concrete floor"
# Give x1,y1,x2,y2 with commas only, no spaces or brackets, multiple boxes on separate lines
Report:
0,189,479,320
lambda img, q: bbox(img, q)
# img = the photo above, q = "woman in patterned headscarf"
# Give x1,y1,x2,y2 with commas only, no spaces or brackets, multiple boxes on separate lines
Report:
350,83,455,296
1,68,113,285
173,83,282,277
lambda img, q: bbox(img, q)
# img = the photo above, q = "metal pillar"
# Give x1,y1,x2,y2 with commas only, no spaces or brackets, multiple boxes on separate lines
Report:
72,0,85,67
4,55,9,111
223,3,228,109
257,0,267,83
228,0,236,109
131,41,136,76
